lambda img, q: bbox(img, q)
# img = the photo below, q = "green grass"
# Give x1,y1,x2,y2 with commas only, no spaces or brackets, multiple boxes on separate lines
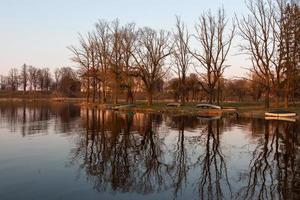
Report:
1,96,299,118
108,100,300,118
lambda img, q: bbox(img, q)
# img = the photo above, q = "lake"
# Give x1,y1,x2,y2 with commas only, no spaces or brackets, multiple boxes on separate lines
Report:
0,101,299,200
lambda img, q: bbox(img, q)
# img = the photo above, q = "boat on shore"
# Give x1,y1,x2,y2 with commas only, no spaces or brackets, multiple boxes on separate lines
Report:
197,115,221,121
265,110,297,117
112,104,136,110
167,102,181,107
265,116,296,122
196,104,222,109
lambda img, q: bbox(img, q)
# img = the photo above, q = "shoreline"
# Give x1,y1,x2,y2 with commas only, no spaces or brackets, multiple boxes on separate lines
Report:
79,102,300,120
0,98,299,120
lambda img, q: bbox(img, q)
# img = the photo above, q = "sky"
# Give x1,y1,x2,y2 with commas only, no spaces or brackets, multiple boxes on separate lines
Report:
0,0,249,78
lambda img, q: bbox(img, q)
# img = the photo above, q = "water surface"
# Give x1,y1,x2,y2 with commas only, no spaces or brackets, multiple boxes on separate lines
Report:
0,102,299,200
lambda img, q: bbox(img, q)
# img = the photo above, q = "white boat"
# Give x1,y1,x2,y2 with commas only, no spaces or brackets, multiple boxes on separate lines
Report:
197,115,221,121
265,111,297,117
167,103,181,107
265,116,296,122
112,104,136,110
196,104,222,109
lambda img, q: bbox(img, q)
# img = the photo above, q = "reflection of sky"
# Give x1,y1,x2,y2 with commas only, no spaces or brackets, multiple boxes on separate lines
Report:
0,0,248,77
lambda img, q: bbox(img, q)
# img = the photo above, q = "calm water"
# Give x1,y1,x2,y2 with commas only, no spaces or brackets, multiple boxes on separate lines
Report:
0,102,299,200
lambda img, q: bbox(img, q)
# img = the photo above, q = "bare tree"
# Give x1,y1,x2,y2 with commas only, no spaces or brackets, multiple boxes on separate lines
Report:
20,64,28,92
94,20,111,103
191,8,235,104
109,19,123,104
58,67,80,96
172,16,192,105
237,0,279,108
132,27,171,106
279,1,300,108
54,68,61,91
42,68,51,91
37,69,44,91
120,23,137,103
28,66,39,91
69,34,92,102
247,72,265,102
86,32,99,103
8,68,19,91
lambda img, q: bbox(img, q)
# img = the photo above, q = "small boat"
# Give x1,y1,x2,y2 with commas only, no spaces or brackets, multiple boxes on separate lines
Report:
112,104,136,110
265,116,296,122
196,104,222,109
167,102,181,107
265,110,297,117
197,115,221,121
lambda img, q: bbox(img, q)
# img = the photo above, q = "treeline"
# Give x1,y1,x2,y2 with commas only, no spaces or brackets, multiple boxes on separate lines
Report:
1,0,299,108
166,72,300,103
0,65,80,97
68,0,300,108
69,9,234,106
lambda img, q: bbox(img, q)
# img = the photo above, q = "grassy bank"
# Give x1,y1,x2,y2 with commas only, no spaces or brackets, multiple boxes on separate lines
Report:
81,101,237,117
1,95,299,119
80,101,300,119
220,102,300,118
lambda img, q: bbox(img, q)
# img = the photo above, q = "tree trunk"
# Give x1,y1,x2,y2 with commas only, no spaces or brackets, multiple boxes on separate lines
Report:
275,91,280,109
87,78,90,103
98,83,101,103
114,74,119,105
101,81,107,103
126,88,134,104
217,80,221,105
208,88,213,104
147,91,153,106
180,91,185,105
265,87,270,108
284,78,290,109
284,94,289,109
92,77,96,103
180,78,186,105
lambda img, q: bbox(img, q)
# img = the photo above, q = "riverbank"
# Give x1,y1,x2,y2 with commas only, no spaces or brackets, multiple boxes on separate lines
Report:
0,97,299,119
81,102,234,116
0,97,85,103
80,101,300,120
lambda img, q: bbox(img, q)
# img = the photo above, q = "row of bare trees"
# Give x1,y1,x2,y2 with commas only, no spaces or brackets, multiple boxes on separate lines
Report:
69,7,234,106
166,72,267,103
70,0,299,108
69,20,170,106
1,64,52,92
238,0,300,108
0,64,80,97
0,0,298,107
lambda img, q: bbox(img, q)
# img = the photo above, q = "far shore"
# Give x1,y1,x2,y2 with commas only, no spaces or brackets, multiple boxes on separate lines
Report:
1,97,299,120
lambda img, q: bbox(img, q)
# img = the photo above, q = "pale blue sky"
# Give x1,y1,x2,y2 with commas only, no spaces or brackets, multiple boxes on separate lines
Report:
0,0,248,77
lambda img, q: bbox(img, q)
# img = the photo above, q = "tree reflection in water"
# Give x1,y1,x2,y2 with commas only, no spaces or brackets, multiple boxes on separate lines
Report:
68,108,300,200
0,101,80,136
237,120,300,200
0,102,300,199
72,109,171,194
170,116,189,199
193,120,232,200
1,102,299,199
